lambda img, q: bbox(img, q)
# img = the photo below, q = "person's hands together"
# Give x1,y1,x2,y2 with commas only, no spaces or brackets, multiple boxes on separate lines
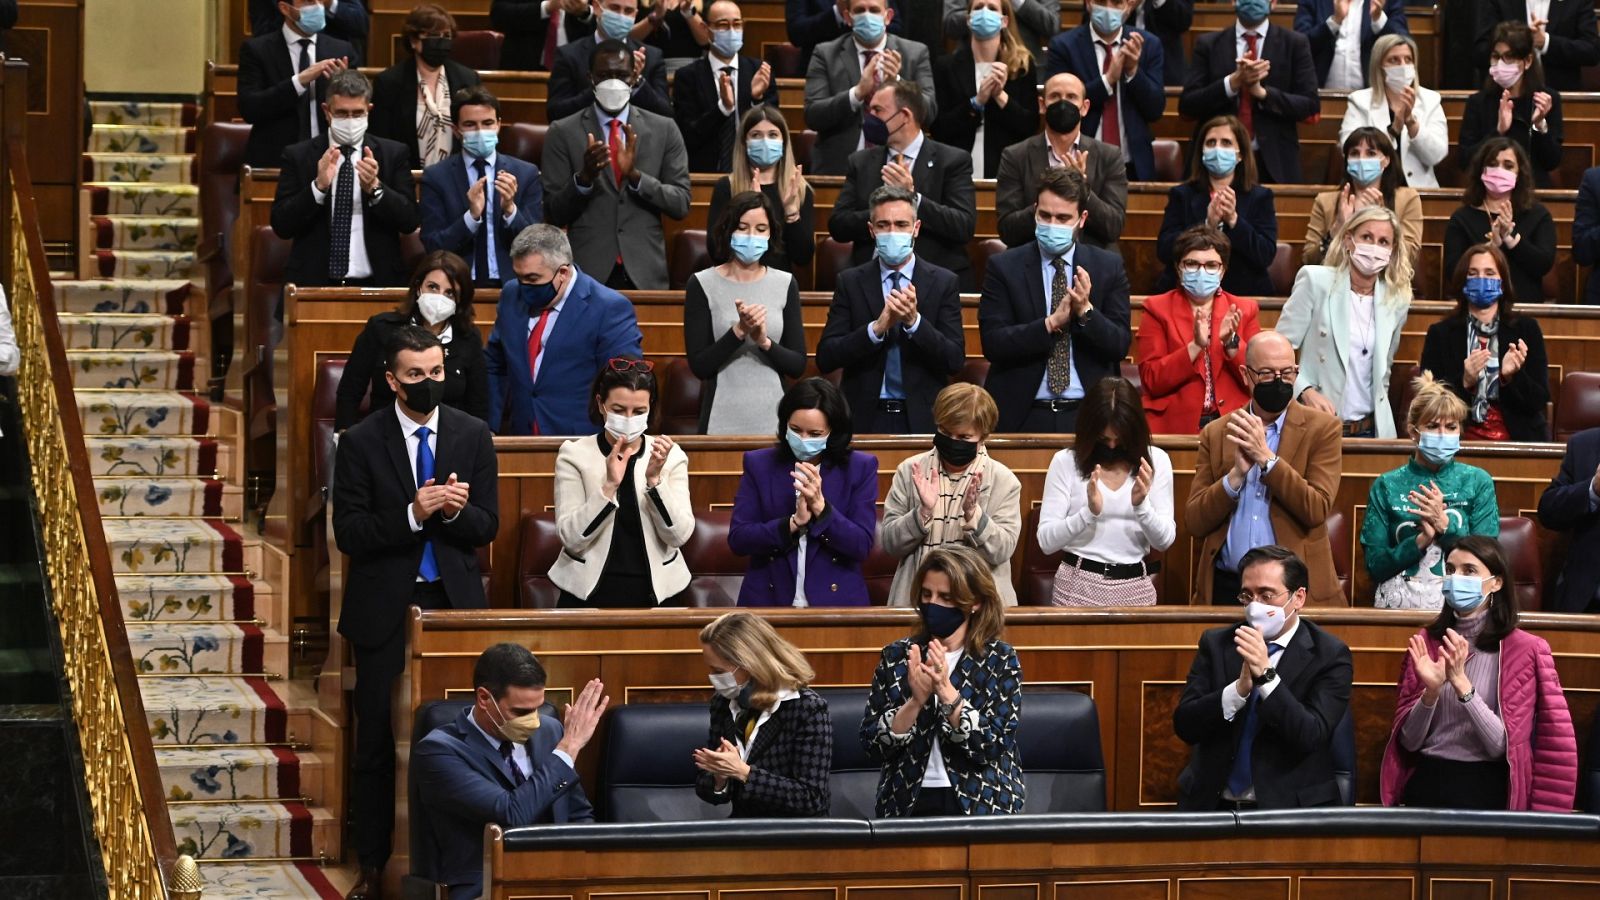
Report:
438,472,471,518
314,144,343,192
1532,91,1552,125
1497,89,1515,135
467,175,488,219
355,147,380,195
1409,632,1446,695
1086,465,1105,516
1442,628,1475,696
1502,339,1528,378
911,460,940,519
579,133,610,185
1131,457,1153,507
603,437,638,498
692,738,751,783
1068,266,1093,317
1234,625,1270,694
494,170,520,216
413,478,449,523
906,643,936,703
750,61,773,99
644,434,673,488
961,469,984,524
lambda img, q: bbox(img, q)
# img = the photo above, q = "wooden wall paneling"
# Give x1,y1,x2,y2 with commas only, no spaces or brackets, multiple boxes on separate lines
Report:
15,0,84,248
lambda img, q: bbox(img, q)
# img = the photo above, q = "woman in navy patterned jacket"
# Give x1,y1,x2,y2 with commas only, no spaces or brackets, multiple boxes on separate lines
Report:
860,545,1026,817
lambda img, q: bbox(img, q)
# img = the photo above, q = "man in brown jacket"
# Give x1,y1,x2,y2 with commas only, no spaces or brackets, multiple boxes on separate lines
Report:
1185,331,1345,606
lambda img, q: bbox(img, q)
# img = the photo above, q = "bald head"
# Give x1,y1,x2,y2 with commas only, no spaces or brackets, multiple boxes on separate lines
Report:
1043,73,1086,107
1245,331,1296,369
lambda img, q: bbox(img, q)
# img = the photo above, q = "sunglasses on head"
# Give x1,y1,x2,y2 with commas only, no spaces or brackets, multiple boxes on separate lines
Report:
608,358,655,373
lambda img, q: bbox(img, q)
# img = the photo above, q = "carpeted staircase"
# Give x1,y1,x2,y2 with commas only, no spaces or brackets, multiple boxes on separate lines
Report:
57,100,343,899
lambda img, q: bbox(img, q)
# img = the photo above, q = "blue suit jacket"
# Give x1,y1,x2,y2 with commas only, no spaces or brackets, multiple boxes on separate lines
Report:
728,447,879,606
1573,166,1600,305
420,153,545,286
1154,181,1279,297
483,268,643,435
1042,25,1166,180
1538,427,1600,612
1293,0,1409,87
413,710,593,900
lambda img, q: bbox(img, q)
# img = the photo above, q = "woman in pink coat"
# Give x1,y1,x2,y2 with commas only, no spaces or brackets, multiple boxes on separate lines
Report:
1380,535,1578,810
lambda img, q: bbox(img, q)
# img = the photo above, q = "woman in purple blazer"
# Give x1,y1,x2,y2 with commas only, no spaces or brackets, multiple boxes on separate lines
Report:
729,378,879,606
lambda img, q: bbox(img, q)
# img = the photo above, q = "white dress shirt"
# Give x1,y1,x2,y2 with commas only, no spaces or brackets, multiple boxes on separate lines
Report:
1035,244,1085,400
709,50,741,117
920,647,964,787
398,403,441,534
1324,6,1375,90
1090,33,1132,158
1527,0,1553,53
283,24,321,139
1036,445,1177,562
466,706,576,773
1341,290,1376,420
460,150,520,282
309,146,374,279
525,273,576,382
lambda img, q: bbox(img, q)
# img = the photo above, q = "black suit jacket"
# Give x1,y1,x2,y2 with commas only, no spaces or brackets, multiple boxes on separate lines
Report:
827,138,978,287
269,133,420,289
1172,619,1353,811
1419,313,1550,442
785,0,905,63
249,0,369,65
492,0,597,71
994,134,1128,251
1133,0,1195,84
333,403,499,648
930,46,1039,180
1538,427,1600,612
693,689,833,817
547,36,672,122
1178,24,1320,183
370,57,484,169
978,241,1132,432
671,54,782,173
814,257,965,432
238,30,358,170
1477,0,1600,92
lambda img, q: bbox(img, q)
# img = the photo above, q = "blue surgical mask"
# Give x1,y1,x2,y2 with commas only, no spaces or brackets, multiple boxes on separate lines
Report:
1417,430,1460,465
1089,3,1123,35
786,430,829,460
1181,267,1221,299
1035,221,1075,257
852,11,886,43
875,230,914,266
1202,146,1238,177
295,1,327,34
746,136,784,168
728,233,769,264
461,129,498,160
711,28,744,57
969,7,1004,37
600,7,635,40
1236,0,1270,24
1442,574,1489,612
1463,277,1503,308
1347,157,1384,185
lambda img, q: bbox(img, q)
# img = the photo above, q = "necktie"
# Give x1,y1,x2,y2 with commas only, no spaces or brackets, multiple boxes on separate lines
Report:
415,426,440,582
607,117,624,187
861,50,881,145
498,739,528,786
1099,41,1121,148
882,271,906,400
542,7,563,70
296,39,314,140
472,159,492,281
1226,642,1286,798
328,146,354,280
1045,259,1073,395
526,307,554,434
718,65,738,170
1239,32,1258,137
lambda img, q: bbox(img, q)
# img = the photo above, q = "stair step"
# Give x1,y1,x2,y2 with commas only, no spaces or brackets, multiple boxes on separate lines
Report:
92,249,201,283
84,152,194,184
128,623,285,677
140,676,285,746
67,349,194,390
157,746,305,804
197,862,344,898
56,278,191,315
88,100,197,128
86,183,200,218
59,313,190,351
169,801,335,861
89,124,193,155
103,517,242,575
93,476,238,518
77,389,209,436
90,215,200,253
115,574,256,623
84,435,217,477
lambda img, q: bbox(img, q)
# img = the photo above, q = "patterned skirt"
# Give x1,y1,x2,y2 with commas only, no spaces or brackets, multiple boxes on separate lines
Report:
1050,563,1158,607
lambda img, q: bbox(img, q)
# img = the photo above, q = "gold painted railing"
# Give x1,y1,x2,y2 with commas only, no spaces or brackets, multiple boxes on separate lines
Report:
7,142,179,897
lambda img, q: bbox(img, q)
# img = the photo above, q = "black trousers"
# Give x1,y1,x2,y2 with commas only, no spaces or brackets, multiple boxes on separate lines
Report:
1403,757,1509,810
604,264,638,290
1212,565,1243,607
856,407,911,436
908,786,963,817
1018,404,1079,433
350,580,450,869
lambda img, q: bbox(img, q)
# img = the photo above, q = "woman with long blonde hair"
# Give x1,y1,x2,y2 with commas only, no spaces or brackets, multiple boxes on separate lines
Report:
707,105,815,273
931,0,1039,178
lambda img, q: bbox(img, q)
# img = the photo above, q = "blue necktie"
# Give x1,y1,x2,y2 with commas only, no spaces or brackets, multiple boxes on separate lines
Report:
415,426,440,582
1225,642,1285,798
499,740,527,786
881,271,905,400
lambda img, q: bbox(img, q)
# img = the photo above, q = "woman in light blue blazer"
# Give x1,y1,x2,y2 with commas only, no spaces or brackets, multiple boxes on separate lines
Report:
1276,205,1413,439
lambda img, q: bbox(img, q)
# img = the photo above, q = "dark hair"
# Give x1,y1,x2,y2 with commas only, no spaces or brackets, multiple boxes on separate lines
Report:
1448,242,1520,321
403,3,456,44
1427,535,1521,651
1038,165,1088,209
1341,126,1404,202
450,85,501,122
1172,224,1232,269
384,324,445,373
876,78,928,126
1484,21,1546,93
590,38,632,72
588,359,659,427
774,377,854,466
1461,136,1534,210
473,642,547,699
403,249,475,332
1239,545,1310,598
1187,115,1257,191
712,190,783,262
868,183,918,216
1071,377,1150,476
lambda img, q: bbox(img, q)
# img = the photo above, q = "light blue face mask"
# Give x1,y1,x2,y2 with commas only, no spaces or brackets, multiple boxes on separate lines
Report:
1181,267,1221,299
461,129,498,160
852,11,886,43
1202,146,1238,177
600,7,636,40
1347,157,1384,185
728,233,769,264
1035,221,1075,257
746,136,784,168
1417,430,1460,465
1442,574,1489,612
968,7,1004,37
1089,3,1123,35
711,28,744,57
875,230,914,266
1236,0,1270,24
296,1,327,33
787,430,829,460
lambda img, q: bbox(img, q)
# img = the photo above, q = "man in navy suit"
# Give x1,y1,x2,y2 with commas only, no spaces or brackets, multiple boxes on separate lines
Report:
414,644,600,900
238,0,357,169
1293,0,1408,89
250,0,370,66
484,224,643,435
546,0,673,121
1574,164,1600,304
420,87,545,290
1537,427,1600,612
816,185,965,434
978,165,1131,433
1043,1,1166,181
671,0,781,172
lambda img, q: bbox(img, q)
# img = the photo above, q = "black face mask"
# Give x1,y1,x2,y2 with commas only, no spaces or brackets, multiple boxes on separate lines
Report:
1044,99,1082,136
400,376,446,415
1253,379,1294,414
419,36,453,67
933,432,980,468
1088,443,1136,469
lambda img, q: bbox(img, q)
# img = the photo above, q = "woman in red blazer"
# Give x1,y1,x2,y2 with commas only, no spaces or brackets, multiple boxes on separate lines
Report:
1136,225,1262,435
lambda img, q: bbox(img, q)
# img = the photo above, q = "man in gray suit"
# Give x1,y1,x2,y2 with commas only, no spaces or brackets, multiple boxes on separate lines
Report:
994,72,1128,252
803,0,936,176
542,39,691,290
942,0,1060,60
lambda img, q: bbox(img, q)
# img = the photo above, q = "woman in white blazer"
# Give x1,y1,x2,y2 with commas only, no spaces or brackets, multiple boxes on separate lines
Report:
1278,206,1414,439
551,359,695,607
1339,34,1448,189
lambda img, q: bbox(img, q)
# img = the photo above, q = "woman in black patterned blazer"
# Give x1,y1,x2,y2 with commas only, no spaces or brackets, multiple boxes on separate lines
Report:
693,612,833,817
861,545,1025,817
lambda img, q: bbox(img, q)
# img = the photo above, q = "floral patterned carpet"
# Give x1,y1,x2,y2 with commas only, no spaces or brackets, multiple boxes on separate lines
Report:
58,101,341,898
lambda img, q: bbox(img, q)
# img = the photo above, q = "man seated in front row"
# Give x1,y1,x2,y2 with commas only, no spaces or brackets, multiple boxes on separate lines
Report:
414,643,606,900
1172,545,1353,810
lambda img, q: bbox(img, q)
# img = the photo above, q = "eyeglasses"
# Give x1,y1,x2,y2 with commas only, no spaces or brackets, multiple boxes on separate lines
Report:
1245,365,1299,382
1179,261,1224,275
1238,588,1292,605
608,358,655,373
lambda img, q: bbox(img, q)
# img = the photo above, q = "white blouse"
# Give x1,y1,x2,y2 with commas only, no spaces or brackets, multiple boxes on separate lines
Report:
1341,291,1377,420
1037,445,1176,563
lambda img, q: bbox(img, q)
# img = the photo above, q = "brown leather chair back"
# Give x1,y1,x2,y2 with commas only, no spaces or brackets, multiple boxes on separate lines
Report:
863,507,899,605
453,30,507,70
1267,242,1295,296
972,238,1006,288
500,122,548,165
955,359,989,388
1554,371,1600,442
670,230,710,290
198,122,251,288
1151,140,1183,182
401,230,426,277
815,238,853,293
659,358,703,435
1389,362,1423,437
763,43,804,78
1019,506,1064,605
790,130,816,171
312,356,354,499
1326,509,1352,603
1499,515,1545,611
247,226,293,442
517,511,563,608
680,509,743,606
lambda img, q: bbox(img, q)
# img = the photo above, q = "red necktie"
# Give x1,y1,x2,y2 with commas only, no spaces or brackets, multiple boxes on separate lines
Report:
861,50,880,145
608,118,624,187
1239,32,1258,137
526,307,553,434
1099,40,1120,148
542,8,562,70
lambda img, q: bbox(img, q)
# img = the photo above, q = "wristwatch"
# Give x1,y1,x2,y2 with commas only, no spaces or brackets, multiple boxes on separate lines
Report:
936,697,961,719
1256,667,1278,687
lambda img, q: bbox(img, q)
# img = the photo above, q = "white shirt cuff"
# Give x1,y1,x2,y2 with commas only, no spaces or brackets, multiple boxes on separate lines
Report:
866,322,886,344
463,209,482,232
1224,76,1239,99
442,508,461,524
1262,456,1279,476
1540,31,1551,54
903,313,921,334
407,504,423,532
575,175,594,195
502,206,519,225
552,748,575,769
1587,483,1599,510
293,76,309,96
1221,681,1248,720
1372,10,1387,29
311,181,329,205
1257,677,1282,701
542,0,554,18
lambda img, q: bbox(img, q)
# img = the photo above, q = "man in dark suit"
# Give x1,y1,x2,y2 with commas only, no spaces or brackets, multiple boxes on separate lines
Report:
369,6,484,169
815,185,964,433
420,87,545,290
1537,426,1600,612
1044,5,1165,182
238,0,356,169
995,73,1128,250
250,0,369,66
1179,0,1320,183
1294,0,1408,88
484,224,643,435
493,0,598,71
546,0,673,120
828,80,977,288
671,0,781,172
1129,0,1195,84
270,70,420,301
1172,545,1353,811
1477,0,1600,92
333,325,500,898
978,165,1131,433
413,644,601,900
1575,164,1600,304
803,0,936,175
787,0,906,69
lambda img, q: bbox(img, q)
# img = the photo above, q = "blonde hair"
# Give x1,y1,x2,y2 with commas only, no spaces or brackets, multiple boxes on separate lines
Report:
933,383,999,437
730,106,811,205
1366,34,1419,107
699,612,814,709
1408,371,1468,433
977,0,1035,76
912,546,1006,651
1323,205,1414,302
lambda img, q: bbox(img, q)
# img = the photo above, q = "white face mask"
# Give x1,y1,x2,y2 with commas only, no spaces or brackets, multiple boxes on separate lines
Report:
605,410,649,442
329,114,368,149
1382,64,1415,91
708,671,742,700
594,78,632,114
415,292,456,325
1245,598,1293,640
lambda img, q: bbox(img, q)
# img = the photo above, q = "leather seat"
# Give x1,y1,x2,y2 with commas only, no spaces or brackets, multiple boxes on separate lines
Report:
452,30,506,70
1554,371,1600,442
763,43,804,78
789,130,816,171
1327,509,1351,604
658,357,703,436
1267,242,1295,296
1332,706,1357,806
1016,690,1107,813
1498,515,1544,611
679,509,743,606
499,123,547,167
670,229,710,290
814,237,852,292
310,357,359,523
1151,140,1183,182
517,511,562,608
863,507,899,605
812,687,877,818
1581,708,1600,812
972,238,1006,288
197,121,251,390
602,702,728,822
1389,362,1423,438
246,226,292,481
954,359,989,388
1019,506,1064,605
